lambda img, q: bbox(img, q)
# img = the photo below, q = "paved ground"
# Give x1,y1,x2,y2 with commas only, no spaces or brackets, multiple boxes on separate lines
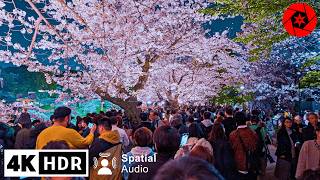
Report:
262,145,277,180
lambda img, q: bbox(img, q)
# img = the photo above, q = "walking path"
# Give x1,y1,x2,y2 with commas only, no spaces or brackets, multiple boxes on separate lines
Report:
263,145,277,180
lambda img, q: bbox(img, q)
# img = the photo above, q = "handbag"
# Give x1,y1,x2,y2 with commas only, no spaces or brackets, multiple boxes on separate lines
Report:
265,143,275,163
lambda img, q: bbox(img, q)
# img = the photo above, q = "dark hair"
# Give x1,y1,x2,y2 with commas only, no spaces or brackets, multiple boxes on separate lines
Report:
82,117,91,124
133,127,153,147
250,115,260,123
307,112,318,119
208,123,226,143
76,117,83,125
316,123,320,131
203,111,211,119
105,111,113,117
53,107,71,122
234,112,247,126
189,123,202,138
30,122,47,138
170,114,183,129
280,117,292,130
137,101,143,106
97,117,112,131
110,116,118,125
43,140,70,149
217,111,224,117
251,109,260,116
225,107,233,116
154,156,223,180
200,109,206,116
50,115,54,121
140,112,148,121
190,146,213,163
186,116,194,124
116,116,123,128
31,119,41,126
153,125,180,156
18,113,32,129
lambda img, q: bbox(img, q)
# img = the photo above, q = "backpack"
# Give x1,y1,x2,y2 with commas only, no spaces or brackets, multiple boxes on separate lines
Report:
236,130,261,175
200,123,212,139
89,143,122,180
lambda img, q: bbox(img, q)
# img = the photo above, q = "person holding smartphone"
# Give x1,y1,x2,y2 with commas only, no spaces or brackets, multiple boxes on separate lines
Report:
36,106,96,149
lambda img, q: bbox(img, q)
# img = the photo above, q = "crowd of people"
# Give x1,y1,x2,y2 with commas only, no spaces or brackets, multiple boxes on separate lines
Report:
0,104,320,180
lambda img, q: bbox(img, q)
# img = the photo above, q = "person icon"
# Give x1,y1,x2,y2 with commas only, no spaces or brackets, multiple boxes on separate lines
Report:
98,159,112,175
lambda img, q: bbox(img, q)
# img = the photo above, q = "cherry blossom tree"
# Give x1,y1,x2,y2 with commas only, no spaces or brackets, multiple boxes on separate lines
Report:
138,51,250,108
0,0,247,123
248,31,320,111
0,101,14,122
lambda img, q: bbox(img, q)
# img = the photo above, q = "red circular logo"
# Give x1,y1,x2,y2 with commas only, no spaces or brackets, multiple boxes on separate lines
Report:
283,3,317,37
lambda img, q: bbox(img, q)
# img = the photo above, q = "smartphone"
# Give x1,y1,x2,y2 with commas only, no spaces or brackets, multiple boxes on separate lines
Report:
88,123,94,128
180,133,189,147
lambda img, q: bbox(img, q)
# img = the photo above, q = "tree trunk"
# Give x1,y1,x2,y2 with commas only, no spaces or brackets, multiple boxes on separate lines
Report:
121,102,141,127
167,98,179,110
104,95,141,125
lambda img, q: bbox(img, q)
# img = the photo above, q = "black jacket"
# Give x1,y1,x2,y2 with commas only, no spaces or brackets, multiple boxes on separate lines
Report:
222,117,237,139
28,123,47,149
211,139,236,179
275,128,299,161
200,122,213,139
302,124,317,142
80,127,90,137
292,123,305,141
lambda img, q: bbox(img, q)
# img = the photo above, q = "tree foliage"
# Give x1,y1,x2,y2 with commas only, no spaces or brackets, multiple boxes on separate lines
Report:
202,0,320,61
210,86,253,105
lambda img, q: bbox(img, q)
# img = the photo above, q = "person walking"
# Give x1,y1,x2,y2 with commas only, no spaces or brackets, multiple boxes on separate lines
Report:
123,127,154,180
129,125,180,180
200,111,213,139
223,107,237,139
296,124,320,179
275,118,300,180
208,123,236,179
110,116,130,147
229,111,259,180
302,112,319,142
14,113,32,149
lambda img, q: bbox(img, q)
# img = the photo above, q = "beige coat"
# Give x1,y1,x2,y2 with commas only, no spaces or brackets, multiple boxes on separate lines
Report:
296,140,320,179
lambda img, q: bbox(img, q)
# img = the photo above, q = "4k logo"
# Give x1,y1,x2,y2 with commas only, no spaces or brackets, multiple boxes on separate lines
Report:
7,154,36,172
4,150,88,177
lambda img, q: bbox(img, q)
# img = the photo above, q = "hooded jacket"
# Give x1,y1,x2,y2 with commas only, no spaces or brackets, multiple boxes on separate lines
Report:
229,127,258,172
200,119,213,139
89,130,122,180
89,130,121,166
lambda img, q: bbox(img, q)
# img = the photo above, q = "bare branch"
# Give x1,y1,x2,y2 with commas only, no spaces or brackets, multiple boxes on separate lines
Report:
23,17,42,62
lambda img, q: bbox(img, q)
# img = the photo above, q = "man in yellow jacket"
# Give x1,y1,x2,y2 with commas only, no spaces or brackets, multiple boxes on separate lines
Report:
36,106,96,149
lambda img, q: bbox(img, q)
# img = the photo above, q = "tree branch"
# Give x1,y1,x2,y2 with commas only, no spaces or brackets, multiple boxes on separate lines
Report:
23,17,42,62
56,0,96,36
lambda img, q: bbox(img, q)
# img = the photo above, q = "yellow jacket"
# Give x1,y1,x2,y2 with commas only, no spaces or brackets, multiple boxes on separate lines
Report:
36,125,94,149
